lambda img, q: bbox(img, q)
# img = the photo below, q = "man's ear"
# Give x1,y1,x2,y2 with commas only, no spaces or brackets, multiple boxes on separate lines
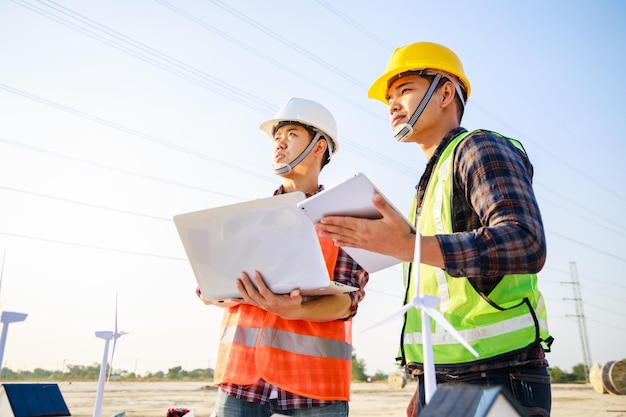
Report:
441,81,457,107
314,138,328,157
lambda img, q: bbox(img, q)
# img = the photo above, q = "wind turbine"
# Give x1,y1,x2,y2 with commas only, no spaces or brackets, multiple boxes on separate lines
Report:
93,294,128,417
0,250,28,378
363,219,479,404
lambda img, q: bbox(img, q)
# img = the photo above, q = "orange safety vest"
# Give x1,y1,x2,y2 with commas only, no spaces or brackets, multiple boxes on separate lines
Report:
213,233,353,401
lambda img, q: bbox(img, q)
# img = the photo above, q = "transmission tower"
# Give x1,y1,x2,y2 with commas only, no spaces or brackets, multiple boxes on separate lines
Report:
563,261,592,382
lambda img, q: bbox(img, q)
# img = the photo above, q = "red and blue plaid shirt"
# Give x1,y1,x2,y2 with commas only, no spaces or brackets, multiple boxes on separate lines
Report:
219,185,369,410
408,127,548,375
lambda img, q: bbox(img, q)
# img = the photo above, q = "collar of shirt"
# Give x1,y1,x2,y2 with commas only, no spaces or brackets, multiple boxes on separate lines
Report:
414,127,467,215
273,184,324,198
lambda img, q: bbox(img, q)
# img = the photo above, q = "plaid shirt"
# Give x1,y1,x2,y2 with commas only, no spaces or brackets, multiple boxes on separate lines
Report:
409,127,548,375
219,185,369,410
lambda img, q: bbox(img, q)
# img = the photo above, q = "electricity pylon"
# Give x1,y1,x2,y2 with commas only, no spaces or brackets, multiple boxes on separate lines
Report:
563,261,592,383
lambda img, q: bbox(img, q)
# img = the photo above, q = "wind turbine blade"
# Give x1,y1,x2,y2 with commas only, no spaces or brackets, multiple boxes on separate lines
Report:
108,292,120,382
360,303,414,333
422,306,479,358
421,308,437,404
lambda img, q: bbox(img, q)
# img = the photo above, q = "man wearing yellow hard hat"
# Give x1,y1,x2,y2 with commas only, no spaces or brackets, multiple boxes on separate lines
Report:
316,42,553,416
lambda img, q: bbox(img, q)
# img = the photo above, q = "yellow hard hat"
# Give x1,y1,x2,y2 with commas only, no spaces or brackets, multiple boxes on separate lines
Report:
368,42,471,104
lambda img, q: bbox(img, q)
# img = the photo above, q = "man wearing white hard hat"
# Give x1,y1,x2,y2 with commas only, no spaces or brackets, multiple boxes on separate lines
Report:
199,98,368,417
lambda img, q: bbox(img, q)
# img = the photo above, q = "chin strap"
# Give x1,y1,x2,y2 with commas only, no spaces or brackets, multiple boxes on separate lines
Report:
273,131,322,175
393,73,442,142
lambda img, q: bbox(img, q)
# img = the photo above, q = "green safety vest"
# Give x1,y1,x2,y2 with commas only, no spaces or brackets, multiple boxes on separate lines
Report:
401,130,551,366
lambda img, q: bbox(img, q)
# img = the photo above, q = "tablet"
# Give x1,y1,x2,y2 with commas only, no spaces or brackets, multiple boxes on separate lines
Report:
174,192,357,301
297,173,414,273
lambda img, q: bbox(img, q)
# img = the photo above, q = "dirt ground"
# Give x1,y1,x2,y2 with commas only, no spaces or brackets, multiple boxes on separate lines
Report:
16,380,626,417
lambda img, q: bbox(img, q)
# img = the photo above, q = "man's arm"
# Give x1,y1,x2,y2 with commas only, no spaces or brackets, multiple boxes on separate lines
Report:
439,133,546,277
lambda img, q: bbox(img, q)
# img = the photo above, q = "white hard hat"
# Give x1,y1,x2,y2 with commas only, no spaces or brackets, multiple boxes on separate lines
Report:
259,98,339,155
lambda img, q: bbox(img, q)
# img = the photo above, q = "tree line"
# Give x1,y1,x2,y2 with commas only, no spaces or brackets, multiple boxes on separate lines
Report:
0,359,588,384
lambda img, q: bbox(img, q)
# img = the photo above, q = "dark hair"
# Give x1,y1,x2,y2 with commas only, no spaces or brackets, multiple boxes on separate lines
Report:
320,139,331,170
420,74,466,122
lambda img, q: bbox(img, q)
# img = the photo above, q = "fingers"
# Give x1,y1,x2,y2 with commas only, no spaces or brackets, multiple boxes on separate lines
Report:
318,215,361,232
236,271,272,303
372,193,408,229
236,272,256,298
252,270,269,291
316,216,364,246
371,192,392,215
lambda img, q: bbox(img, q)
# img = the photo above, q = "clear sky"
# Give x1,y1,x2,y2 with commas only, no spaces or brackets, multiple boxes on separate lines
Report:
0,0,625,378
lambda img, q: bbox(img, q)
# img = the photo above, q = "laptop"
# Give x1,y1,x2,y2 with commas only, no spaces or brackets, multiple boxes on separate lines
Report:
173,191,358,301
297,173,414,273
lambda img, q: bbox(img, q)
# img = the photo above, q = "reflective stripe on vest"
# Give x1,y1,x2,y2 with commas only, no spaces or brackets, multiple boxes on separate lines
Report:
260,327,352,360
213,233,353,400
221,323,259,348
405,311,549,346
402,130,550,365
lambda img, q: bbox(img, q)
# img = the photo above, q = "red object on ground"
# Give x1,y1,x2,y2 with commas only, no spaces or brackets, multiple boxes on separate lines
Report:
166,408,191,417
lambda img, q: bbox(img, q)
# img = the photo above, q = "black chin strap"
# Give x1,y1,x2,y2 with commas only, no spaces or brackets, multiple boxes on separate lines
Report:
273,131,322,175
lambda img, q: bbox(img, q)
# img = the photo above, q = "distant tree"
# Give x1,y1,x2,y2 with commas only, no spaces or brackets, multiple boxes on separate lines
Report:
1,368,19,379
188,368,213,379
548,365,584,383
32,368,53,379
352,354,368,382
167,366,183,379
571,363,587,382
67,364,100,379
372,371,388,381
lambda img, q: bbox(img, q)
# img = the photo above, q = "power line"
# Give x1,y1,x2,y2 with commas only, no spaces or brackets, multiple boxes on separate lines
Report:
541,266,626,290
14,0,417,177
0,185,171,221
583,300,626,318
15,0,624,202
470,100,626,204
153,0,383,121
0,137,249,201
0,231,185,261
546,228,626,263
166,0,626,216
5,1,625,268
584,317,626,333
576,284,626,306
0,84,277,183
152,0,419,176
314,0,394,50
10,0,276,115
551,315,626,333
536,189,626,237
207,0,367,90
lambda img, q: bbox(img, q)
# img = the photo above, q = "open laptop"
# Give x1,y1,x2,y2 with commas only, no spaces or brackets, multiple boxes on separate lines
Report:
297,173,414,273
173,191,358,301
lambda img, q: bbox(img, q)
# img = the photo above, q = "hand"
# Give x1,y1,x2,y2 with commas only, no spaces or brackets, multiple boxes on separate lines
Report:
195,286,241,308
316,193,416,262
236,271,304,319
406,385,418,416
